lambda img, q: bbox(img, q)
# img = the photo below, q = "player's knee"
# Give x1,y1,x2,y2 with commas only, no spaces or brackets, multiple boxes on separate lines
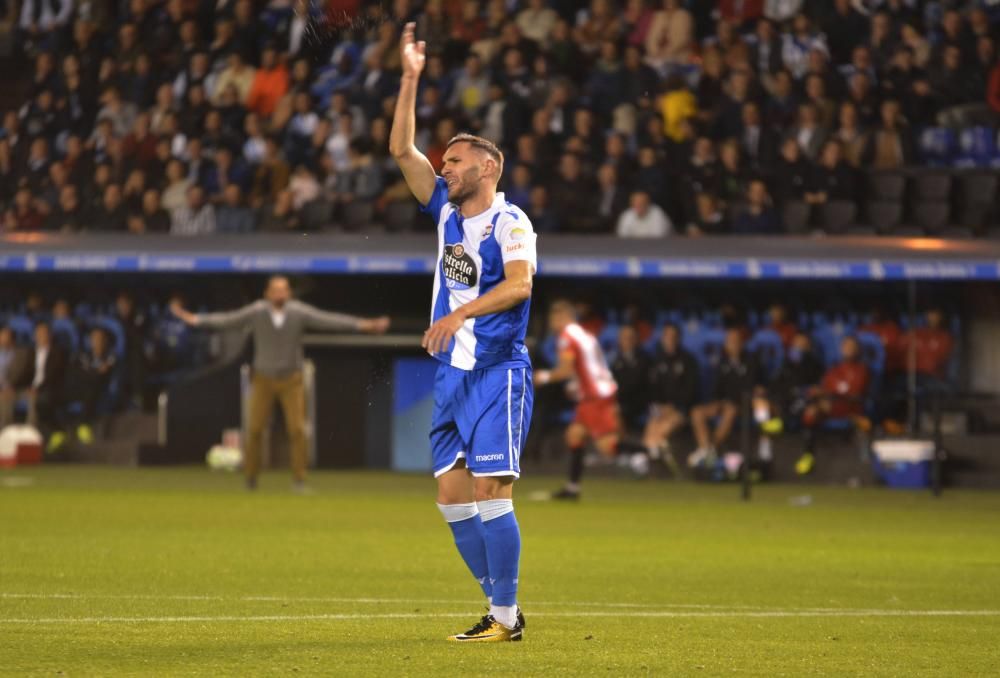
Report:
473,476,513,501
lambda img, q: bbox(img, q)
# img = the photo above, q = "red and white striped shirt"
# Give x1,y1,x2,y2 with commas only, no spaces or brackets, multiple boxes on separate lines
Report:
558,323,618,400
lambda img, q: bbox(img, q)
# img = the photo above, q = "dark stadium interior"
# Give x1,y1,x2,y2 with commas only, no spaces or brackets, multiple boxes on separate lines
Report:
3,0,1000,485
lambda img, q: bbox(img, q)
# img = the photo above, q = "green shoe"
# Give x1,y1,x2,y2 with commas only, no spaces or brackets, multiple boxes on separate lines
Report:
795,452,815,476
46,431,68,454
76,424,94,445
761,417,784,436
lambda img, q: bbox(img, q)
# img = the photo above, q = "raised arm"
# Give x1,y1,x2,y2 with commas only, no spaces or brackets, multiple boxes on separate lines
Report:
296,302,390,334
171,299,260,330
388,22,437,206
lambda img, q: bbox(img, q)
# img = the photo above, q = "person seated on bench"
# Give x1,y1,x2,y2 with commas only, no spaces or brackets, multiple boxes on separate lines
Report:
798,336,869,476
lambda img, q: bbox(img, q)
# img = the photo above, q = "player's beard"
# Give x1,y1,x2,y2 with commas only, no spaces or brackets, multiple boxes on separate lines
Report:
447,168,480,206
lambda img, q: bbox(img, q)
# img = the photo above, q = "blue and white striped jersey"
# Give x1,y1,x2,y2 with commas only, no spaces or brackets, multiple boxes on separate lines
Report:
421,177,537,371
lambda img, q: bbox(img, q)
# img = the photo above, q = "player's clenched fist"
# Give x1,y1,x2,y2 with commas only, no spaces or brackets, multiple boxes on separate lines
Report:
400,22,425,78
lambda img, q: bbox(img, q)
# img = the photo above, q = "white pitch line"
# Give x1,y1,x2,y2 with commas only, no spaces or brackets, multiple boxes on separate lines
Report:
0,593,767,610
0,610,999,625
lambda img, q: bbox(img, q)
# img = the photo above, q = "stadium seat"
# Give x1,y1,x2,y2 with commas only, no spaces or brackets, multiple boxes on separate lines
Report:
51,318,80,353
854,331,886,380
781,200,811,234
866,200,903,233
820,200,857,234
5,315,34,344
746,328,784,380
682,328,727,399
300,199,335,231
383,200,418,232
868,172,906,202
912,200,951,235
910,172,953,202
598,324,620,360
956,127,997,167
341,200,375,231
918,127,957,166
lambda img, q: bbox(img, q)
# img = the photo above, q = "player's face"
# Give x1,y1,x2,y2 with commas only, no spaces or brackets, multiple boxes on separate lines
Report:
441,143,484,205
548,308,570,334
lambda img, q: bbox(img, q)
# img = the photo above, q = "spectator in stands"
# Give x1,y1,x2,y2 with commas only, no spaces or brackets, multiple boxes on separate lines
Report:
526,185,557,233
790,102,828,161
550,152,599,234
4,186,45,231
617,190,673,238
246,45,289,118
717,140,748,206
642,323,699,466
831,101,867,168
70,327,117,445
94,183,127,232
252,137,291,205
128,188,170,234
733,179,779,234
161,159,192,213
288,165,321,211
170,185,216,235
688,328,762,467
47,185,84,232
257,189,300,232
771,137,809,207
798,335,870,476
686,191,726,236
595,163,628,233
517,0,557,47
645,0,694,76
863,99,914,170
216,184,256,233
804,140,858,211
610,325,650,434
740,101,778,172
0,326,17,428
334,138,383,205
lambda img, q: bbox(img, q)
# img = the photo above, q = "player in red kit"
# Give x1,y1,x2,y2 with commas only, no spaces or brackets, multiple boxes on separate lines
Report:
798,335,870,475
535,300,620,500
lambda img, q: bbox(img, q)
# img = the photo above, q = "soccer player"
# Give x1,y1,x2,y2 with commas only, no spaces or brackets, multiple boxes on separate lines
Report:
389,23,536,643
536,300,620,500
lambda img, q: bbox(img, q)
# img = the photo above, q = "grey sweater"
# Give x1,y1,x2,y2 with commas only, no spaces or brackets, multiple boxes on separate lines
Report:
197,299,362,377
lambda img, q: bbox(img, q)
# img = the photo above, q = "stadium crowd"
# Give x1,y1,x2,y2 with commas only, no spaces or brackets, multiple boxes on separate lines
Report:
3,0,1000,236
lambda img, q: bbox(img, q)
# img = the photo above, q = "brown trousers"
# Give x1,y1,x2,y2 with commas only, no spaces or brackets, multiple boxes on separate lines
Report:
246,371,307,481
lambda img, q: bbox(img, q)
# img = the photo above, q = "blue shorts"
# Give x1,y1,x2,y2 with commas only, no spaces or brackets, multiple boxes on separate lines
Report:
430,363,533,479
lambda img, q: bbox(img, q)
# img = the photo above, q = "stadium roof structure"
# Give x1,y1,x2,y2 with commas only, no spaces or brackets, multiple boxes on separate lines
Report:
1,233,999,281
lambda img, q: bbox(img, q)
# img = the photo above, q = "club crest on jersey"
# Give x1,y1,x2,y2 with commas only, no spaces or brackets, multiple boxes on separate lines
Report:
481,223,494,240
443,243,478,290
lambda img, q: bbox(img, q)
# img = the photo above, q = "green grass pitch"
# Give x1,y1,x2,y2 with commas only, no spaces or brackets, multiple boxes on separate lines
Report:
2,467,999,676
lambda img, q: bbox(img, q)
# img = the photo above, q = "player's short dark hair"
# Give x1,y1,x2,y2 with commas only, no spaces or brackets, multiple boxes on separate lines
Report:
446,133,504,175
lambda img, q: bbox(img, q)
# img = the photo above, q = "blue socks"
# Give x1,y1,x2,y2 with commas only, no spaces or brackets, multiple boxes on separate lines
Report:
437,503,492,599
478,499,520,608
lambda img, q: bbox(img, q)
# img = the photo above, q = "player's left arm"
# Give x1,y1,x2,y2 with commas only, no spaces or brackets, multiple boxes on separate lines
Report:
423,260,532,355
298,303,391,334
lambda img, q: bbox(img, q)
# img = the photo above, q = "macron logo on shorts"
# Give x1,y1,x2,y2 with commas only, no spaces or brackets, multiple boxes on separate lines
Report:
475,453,505,462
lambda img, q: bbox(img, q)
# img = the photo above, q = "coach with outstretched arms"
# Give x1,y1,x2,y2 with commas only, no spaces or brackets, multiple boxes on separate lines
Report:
171,275,389,492
390,23,537,643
